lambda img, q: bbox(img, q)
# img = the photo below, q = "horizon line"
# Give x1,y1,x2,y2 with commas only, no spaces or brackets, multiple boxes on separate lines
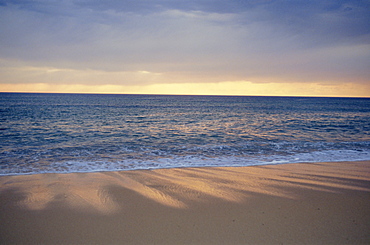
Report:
1,91,369,99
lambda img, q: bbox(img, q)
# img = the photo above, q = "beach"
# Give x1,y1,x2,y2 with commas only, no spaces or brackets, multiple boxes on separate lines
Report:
0,161,369,244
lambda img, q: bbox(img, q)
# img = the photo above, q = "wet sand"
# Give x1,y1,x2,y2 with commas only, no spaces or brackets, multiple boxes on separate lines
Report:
0,161,369,244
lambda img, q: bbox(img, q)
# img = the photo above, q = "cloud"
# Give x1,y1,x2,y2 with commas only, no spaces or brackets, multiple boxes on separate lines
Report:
0,0,369,93
0,3,245,73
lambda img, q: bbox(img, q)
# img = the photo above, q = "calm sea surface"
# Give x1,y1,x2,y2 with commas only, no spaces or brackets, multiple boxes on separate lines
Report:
1,93,369,175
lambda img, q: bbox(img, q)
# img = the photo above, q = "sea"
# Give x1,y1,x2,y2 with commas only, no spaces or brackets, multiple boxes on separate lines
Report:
1,93,369,176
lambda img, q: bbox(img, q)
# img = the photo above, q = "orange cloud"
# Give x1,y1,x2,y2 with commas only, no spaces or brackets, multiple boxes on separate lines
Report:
2,81,369,97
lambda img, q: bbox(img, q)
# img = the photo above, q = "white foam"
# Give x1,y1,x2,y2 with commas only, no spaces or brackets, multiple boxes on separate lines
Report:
2,148,370,176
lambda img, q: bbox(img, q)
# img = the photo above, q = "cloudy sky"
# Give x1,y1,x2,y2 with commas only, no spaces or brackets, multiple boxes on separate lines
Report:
0,0,369,96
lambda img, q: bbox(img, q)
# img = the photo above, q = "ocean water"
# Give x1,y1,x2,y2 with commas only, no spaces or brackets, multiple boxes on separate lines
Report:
1,93,369,176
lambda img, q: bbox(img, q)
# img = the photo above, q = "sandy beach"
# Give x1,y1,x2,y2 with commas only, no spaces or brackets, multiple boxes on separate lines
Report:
0,161,369,244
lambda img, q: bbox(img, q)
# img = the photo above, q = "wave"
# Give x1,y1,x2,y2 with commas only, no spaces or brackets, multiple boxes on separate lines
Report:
1,147,370,176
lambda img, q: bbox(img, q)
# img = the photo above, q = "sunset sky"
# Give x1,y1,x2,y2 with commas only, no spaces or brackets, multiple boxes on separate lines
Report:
0,0,369,97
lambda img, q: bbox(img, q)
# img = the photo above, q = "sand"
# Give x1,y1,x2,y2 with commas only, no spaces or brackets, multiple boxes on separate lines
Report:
0,161,369,244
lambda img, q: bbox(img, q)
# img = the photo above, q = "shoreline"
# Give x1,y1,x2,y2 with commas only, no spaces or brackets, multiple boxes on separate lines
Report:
1,161,369,244
2,159,370,177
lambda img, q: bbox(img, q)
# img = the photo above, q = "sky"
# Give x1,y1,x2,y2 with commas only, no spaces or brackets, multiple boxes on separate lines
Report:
0,0,369,97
